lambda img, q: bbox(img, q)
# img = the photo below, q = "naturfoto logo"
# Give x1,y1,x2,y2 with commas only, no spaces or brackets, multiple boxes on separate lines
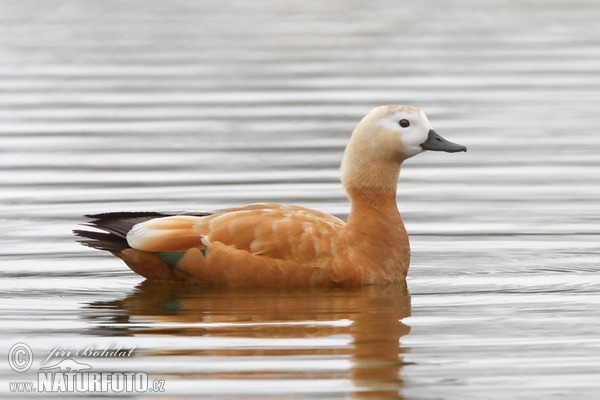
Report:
8,342,165,394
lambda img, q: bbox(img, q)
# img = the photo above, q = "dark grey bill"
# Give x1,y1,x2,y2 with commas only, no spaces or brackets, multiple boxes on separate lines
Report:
420,130,467,153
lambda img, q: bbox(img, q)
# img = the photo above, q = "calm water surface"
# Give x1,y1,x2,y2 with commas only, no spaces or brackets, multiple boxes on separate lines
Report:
1,0,600,398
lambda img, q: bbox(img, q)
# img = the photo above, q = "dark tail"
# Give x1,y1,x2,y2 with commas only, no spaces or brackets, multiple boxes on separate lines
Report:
73,212,174,253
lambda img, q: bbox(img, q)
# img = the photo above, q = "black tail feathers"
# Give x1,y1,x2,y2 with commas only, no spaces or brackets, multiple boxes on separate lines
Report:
74,211,212,253
73,212,173,253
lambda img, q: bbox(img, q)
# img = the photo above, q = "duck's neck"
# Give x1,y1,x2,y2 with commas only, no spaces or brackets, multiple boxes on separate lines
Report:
342,154,406,243
345,180,402,231
341,182,409,283
346,186,397,210
340,157,410,282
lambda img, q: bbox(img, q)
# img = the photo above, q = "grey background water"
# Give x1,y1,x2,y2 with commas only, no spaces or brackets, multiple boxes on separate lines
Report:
1,0,599,398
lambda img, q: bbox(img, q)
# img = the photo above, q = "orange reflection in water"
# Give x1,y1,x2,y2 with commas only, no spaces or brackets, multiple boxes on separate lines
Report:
86,280,411,399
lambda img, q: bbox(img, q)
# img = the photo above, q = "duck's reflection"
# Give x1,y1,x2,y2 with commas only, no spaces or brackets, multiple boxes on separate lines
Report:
85,280,411,399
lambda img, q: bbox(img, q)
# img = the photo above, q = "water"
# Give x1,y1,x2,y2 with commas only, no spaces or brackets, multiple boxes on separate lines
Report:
1,0,600,398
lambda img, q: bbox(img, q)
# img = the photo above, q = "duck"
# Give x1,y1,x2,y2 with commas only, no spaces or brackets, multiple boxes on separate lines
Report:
75,105,466,287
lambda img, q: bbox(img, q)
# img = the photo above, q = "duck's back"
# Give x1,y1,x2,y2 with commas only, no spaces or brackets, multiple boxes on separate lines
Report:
128,203,345,263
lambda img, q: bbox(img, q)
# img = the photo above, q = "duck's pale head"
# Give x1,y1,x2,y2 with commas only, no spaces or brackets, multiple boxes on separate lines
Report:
341,105,466,193
359,105,466,161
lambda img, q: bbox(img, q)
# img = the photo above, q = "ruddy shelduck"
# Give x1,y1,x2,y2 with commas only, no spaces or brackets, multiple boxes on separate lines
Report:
75,105,466,287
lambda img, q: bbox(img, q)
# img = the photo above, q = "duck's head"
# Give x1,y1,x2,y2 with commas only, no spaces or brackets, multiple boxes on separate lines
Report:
341,105,466,193
352,105,466,161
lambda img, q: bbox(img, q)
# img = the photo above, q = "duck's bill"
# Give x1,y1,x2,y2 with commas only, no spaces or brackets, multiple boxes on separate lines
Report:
421,130,467,153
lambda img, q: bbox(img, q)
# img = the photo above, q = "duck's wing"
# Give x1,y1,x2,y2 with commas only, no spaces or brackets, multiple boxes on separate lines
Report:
126,203,345,263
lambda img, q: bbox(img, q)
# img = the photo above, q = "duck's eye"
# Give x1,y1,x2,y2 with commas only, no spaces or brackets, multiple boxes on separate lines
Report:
399,119,410,128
